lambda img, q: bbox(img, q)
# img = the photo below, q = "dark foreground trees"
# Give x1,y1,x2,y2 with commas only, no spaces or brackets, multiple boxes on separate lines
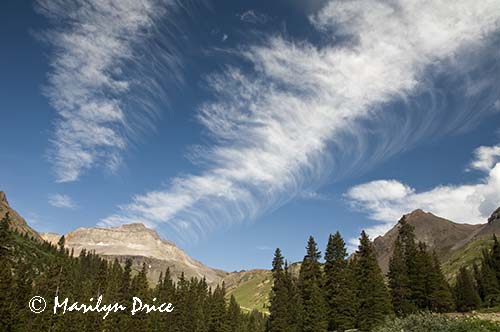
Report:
387,217,454,315
270,231,393,332
0,214,267,332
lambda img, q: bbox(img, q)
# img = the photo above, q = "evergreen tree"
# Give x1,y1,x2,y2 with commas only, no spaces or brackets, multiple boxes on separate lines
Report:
410,242,430,309
492,235,500,282
268,248,289,332
354,231,393,331
324,232,356,331
427,252,454,312
454,266,481,312
0,213,14,332
298,236,328,332
227,295,241,332
57,235,65,254
283,261,302,332
118,259,133,330
208,283,228,332
475,246,500,307
388,234,414,316
0,212,12,259
130,263,151,331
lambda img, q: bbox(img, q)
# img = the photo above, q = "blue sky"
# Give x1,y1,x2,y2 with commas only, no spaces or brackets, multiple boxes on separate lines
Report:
1,0,500,271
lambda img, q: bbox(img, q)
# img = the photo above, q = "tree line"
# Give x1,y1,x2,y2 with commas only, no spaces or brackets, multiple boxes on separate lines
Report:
454,234,500,312
268,216,458,332
0,213,267,332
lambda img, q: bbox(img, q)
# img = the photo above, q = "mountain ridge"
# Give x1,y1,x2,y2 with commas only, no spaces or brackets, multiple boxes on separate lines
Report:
0,191,42,242
40,222,228,287
3,190,500,312
373,208,500,275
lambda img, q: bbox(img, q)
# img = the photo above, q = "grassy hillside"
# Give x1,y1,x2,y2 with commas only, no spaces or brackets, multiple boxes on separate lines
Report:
225,270,272,313
225,263,302,313
442,236,496,281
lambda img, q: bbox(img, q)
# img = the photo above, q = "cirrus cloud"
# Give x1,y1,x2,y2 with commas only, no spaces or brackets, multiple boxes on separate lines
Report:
37,0,185,182
48,194,77,209
102,0,500,242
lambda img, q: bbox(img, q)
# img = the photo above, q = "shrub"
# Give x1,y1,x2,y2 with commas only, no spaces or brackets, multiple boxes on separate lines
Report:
372,313,500,332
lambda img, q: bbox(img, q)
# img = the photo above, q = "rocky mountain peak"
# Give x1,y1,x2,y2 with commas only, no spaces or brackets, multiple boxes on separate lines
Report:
373,209,483,274
488,207,500,224
120,223,148,231
42,222,226,285
0,191,42,241
0,191,8,205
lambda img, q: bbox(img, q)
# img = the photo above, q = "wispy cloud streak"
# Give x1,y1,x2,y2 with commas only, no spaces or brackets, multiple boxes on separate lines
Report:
48,194,77,209
103,0,500,241
37,0,182,182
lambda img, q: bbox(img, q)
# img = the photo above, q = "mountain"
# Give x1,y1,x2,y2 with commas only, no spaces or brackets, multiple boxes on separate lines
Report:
474,207,500,238
0,191,42,241
40,223,228,287
373,208,500,278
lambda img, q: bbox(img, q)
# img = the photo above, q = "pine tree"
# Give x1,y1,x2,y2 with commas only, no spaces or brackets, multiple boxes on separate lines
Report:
298,236,327,332
476,246,500,307
227,295,241,332
492,235,500,282
130,263,151,331
427,252,454,312
118,259,133,330
283,261,302,332
208,283,228,332
454,266,481,312
324,232,356,331
411,242,432,309
354,231,393,331
0,213,14,331
0,212,12,260
388,234,414,316
13,260,34,331
268,248,289,332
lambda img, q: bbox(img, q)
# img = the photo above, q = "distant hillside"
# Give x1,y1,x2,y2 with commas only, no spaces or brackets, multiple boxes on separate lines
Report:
224,262,301,313
441,236,497,281
225,270,272,313
0,191,42,241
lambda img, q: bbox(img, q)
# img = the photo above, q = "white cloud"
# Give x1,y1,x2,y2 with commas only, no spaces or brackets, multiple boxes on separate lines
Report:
345,147,500,241
239,10,269,24
470,145,500,172
102,0,500,241
48,194,77,209
298,191,330,201
37,0,181,182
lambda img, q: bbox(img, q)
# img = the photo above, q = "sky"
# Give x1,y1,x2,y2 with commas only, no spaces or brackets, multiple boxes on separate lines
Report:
1,0,500,271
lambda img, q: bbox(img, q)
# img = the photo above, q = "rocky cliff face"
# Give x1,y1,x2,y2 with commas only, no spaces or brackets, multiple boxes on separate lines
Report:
0,191,42,241
373,209,483,274
474,207,500,238
41,223,227,286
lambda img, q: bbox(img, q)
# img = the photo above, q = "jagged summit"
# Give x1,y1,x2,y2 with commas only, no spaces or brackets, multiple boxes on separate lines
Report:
0,191,42,241
0,191,8,205
488,207,500,224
